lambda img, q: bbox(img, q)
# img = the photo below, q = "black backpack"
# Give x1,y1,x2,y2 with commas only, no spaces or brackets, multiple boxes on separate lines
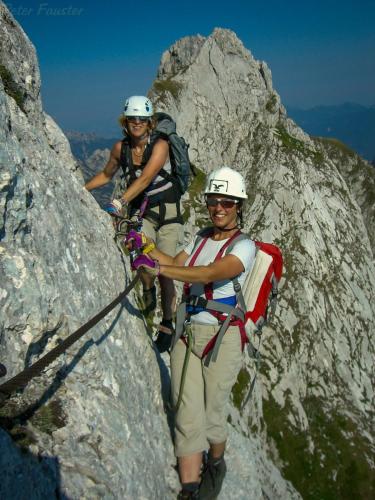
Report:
120,112,193,195
150,112,193,194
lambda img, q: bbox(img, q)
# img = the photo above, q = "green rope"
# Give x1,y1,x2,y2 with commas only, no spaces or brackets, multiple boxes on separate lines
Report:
173,322,193,413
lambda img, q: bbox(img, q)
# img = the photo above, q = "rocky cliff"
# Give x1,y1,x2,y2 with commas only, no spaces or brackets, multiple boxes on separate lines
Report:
0,3,180,498
1,6,300,500
149,28,375,499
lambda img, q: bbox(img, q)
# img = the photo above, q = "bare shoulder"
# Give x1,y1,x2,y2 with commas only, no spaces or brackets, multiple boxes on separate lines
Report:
153,137,169,151
103,140,123,174
111,139,123,160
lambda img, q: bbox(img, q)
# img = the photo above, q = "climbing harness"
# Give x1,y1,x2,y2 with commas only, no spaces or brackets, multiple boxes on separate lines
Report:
172,227,283,410
112,196,149,263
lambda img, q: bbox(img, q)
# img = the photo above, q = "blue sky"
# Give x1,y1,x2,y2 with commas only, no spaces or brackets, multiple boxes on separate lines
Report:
4,0,375,136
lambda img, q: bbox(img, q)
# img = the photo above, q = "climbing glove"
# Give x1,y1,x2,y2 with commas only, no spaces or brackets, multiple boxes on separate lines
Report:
104,198,127,217
132,254,160,276
124,229,146,249
124,231,155,254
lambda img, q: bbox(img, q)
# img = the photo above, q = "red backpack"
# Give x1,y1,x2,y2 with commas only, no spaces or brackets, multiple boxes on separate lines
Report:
174,228,283,366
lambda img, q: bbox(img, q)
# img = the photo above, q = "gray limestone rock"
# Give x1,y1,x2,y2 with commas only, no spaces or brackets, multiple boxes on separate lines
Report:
1,6,374,500
1,3,177,498
150,27,375,498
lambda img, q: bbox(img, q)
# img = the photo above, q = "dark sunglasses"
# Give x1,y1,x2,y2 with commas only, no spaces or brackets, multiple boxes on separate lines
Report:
206,198,239,209
127,116,150,123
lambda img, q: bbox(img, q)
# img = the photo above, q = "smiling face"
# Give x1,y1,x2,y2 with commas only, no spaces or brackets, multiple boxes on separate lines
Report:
206,194,240,230
126,116,150,139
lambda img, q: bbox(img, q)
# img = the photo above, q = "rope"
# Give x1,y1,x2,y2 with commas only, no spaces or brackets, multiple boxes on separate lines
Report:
173,323,193,413
0,272,140,403
241,333,262,410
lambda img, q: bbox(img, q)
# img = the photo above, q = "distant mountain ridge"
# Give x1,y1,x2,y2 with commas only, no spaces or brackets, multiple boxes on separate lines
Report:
65,130,118,162
287,103,375,161
2,4,375,497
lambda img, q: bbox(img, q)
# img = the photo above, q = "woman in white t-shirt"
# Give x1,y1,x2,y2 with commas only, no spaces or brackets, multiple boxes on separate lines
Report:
133,166,255,500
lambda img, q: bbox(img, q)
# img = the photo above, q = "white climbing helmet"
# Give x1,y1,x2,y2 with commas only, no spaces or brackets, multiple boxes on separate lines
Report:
204,166,248,199
123,96,153,117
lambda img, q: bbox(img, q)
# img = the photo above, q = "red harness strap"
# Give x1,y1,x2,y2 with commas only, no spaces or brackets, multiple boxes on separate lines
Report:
183,229,248,355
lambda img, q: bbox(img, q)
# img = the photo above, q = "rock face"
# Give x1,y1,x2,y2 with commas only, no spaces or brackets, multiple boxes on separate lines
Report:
0,3,177,498
1,6,374,498
0,7,300,500
149,28,375,499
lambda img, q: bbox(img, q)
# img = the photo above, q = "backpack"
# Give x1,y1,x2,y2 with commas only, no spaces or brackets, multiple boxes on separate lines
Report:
174,229,283,365
150,112,194,194
121,112,193,195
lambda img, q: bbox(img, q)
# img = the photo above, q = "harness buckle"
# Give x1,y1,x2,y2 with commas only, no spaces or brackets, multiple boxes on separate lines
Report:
182,318,192,338
188,295,207,309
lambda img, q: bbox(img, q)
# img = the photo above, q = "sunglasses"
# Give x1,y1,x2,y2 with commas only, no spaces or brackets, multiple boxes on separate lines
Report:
127,116,150,123
206,198,239,209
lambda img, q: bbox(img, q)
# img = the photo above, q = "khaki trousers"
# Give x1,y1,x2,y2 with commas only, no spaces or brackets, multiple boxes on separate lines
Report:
140,203,182,257
170,323,243,457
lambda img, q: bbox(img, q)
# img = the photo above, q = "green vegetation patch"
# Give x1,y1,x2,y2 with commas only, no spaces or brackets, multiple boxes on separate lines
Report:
275,125,306,153
315,136,356,158
263,394,374,500
153,79,183,100
0,397,66,450
231,367,251,410
30,399,66,435
275,125,327,168
182,165,207,226
0,64,26,112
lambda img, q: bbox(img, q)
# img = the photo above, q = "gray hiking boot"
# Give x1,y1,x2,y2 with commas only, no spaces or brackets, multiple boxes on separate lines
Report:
199,453,227,500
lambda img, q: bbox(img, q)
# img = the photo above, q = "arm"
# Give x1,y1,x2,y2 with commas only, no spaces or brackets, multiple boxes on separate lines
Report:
148,247,189,267
84,141,121,191
121,138,169,204
159,254,245,284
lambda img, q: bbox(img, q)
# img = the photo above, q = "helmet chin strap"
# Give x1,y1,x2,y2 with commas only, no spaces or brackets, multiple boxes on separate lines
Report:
139,132,149,141
129,131,149,143
214,224,240,232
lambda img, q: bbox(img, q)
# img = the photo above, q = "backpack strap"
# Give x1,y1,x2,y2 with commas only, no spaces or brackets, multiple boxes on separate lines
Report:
120,138,137,182
174,229,247,364
203,230,244,304
173,228,215,350
120,135,182,226
200,230,248,365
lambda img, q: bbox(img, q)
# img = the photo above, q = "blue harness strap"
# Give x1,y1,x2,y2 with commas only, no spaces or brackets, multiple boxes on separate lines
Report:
187,295,236,314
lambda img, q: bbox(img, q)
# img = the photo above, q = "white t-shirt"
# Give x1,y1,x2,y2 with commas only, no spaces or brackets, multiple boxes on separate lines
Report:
184,234,256,325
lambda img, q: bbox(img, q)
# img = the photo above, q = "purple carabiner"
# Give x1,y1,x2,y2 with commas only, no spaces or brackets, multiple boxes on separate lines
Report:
139,196,149,219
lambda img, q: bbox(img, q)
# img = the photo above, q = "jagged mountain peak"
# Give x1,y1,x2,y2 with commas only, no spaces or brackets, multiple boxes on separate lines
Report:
157,28,254,80
1,2,374,497
0,4,301,498
155,26,274,112
150,25,375,498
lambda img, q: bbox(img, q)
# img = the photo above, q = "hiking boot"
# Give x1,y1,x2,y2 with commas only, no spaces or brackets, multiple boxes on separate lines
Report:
177,483,200,499
143,285,156,314
154,319,174,353
199,453,227,500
